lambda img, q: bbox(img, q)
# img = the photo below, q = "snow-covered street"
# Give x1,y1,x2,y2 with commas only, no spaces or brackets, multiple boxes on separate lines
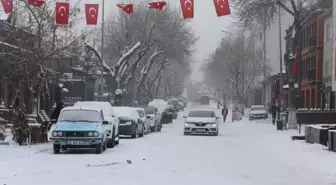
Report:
2,104,336,185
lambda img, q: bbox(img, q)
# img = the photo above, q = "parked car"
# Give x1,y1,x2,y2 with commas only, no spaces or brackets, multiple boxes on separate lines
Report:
135,107,150,135
114,107,145,138
183,109,220,136
167,98,180,112
50,107,110,154
73,101,119,147
249,105,268,120
161,107,177,124
176,98,186,110
139,106,162,132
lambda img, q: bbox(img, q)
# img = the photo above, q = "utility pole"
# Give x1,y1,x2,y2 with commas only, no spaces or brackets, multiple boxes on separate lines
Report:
262,19,267,106
99,0,105,101
278,4,284,108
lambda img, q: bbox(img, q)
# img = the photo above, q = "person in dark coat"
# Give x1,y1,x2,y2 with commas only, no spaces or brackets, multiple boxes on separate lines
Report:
221,106,229,123
270,102,280,125
50,102,64,123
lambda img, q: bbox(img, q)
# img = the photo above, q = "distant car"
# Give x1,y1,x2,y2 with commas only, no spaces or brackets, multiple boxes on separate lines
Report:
249,105,268,120
135,107,151,135
73,101,119,147
176,98,185,110
139,106,162,132
167,99,180,111
161,107,177,124
50,107,110,154
114,107,145,138
183,109,220,136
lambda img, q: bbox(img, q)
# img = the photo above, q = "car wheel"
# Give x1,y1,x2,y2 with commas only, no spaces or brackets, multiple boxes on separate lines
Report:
95,143,103,154
115,133,120,145
154,123,158,132
103,140,107,151
139,125,144,137
131,125,137,138
53,144,60,154
157,126,162,132
107,130,115,148
213,131,219,136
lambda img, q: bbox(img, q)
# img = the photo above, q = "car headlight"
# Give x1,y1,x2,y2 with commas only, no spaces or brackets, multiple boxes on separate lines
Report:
93,131,99,137
184,123,189,127
57,132,63,136
88,132,93,137
212,124,217,127
52,131,58,136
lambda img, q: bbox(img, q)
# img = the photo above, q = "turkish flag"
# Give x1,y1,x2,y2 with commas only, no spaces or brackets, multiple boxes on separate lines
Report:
85,4,99,25
27,0,44,7
55,2,70,25
213,0,230,17
0,0,13,14
180,0,194,19
148,1,166,10
117,4,134,14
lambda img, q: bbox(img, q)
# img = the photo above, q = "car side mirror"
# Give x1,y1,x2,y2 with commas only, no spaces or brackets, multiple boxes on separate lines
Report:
147,116,151,119
102,120,109,125
183,116,187,118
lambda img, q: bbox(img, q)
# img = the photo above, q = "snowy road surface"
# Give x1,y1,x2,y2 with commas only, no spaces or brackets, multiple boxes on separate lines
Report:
1,104,336,185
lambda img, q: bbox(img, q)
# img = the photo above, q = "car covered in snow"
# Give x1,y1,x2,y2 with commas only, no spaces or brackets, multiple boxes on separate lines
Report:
183,109,220,136
249,105,268,120
138,106,162,132
50,107,111,154
114,107,145,138
135,107,151,135
73,101,119,147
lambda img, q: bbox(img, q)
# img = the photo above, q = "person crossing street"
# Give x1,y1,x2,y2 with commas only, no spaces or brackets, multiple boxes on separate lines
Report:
221,106,228,123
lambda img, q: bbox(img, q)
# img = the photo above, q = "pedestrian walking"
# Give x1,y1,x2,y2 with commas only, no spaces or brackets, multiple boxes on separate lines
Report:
270,101,280,125
222,105,229,123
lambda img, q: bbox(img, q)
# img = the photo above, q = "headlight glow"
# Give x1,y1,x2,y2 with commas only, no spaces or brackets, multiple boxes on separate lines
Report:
88,132,93,137
212,124,217,127
52,131,57,136
93,131,99,137
184,123,189,126
57,132,63,136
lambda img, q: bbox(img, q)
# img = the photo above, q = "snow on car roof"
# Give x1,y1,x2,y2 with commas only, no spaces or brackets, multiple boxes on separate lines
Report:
134,107,145,111
189,109,214,112
61,106,102,112
252,105,265,107
113,106,139,117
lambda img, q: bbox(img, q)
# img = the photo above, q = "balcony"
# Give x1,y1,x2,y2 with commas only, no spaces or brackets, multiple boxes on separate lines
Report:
308,68,316,81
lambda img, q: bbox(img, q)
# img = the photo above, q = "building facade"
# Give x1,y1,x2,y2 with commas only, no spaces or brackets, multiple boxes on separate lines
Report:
300,10,325,109
321,9,334,109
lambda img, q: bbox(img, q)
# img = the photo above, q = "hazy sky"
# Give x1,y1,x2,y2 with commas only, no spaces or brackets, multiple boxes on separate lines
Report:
0,0,235,82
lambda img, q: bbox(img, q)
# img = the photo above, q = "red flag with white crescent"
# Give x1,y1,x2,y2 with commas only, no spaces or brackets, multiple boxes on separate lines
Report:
148,1,167,10
55,2,70,25
117,4,134,14
0,0,13,14
27,0,45,7
85,4,99,25
213,0,231,17
180,0,194,19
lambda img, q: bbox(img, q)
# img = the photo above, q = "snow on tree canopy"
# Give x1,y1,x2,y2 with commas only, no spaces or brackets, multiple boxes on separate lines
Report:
115,89,123,95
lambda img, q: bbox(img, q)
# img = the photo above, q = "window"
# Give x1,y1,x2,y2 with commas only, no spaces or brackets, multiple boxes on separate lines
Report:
326,24,331,41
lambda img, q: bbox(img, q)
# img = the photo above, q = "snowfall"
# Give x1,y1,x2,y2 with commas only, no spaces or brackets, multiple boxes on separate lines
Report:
1,103,336,185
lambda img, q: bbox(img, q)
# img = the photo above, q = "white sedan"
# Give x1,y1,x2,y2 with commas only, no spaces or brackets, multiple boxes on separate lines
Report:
183,109,220,136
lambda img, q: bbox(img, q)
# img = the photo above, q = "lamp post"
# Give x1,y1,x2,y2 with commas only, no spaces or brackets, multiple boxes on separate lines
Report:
99,0,105,101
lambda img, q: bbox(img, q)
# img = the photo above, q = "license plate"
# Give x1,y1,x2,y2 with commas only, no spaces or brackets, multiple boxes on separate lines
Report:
67,140,88,145
196,129,205,132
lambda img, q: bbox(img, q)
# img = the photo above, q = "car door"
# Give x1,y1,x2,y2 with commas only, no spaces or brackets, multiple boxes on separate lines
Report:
133,109,143,132
100,110,108,140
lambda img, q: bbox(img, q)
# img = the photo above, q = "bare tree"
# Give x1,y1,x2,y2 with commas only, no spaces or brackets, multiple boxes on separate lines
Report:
103,3,197,105
231,0,329,128
203,34,269,105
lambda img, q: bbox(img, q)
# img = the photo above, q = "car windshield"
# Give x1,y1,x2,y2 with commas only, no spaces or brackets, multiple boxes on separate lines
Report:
251,106,265,111
114,107,137,117
188,110,214,117
136,110,145,117
143,107,154,114
58,110,101,122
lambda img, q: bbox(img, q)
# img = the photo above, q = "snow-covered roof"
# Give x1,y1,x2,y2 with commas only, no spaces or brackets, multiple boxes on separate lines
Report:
61,106,102,113
189,109,214,112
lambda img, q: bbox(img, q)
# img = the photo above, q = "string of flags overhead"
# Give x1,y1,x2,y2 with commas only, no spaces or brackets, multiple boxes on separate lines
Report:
0,0,231,25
